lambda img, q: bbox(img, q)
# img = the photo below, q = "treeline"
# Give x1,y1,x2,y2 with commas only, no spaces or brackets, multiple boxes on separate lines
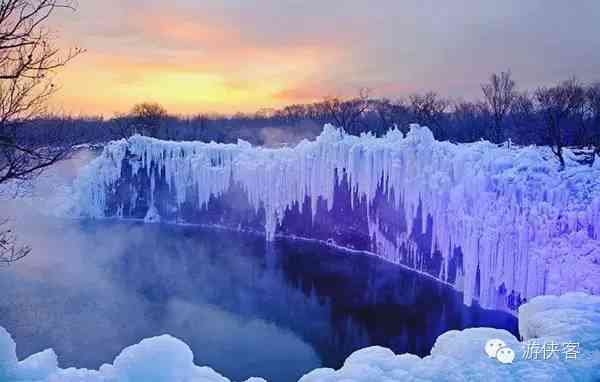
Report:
28,72,600,166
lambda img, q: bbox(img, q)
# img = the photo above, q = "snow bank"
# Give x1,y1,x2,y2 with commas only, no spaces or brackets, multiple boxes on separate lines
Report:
72,124,600,309
1,293,598,381
300,293,600,382
0,327,263,382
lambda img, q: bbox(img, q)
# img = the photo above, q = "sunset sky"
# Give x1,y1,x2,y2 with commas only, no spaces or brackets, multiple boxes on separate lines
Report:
52,0,600,116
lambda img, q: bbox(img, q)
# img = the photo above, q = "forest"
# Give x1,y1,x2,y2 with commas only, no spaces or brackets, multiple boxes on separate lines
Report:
13,72,600,169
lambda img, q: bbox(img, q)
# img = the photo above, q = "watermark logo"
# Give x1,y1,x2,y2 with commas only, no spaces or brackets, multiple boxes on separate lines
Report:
485,339,515,364
486,338,581,364
522,341,580,361
496,346,516,364
485,339,505,356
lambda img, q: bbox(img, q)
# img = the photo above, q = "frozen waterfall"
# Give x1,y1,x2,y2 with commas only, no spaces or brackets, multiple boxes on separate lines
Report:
73,124,600,310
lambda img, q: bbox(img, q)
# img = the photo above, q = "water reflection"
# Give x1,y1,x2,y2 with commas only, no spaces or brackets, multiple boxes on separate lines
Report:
0,218,518,382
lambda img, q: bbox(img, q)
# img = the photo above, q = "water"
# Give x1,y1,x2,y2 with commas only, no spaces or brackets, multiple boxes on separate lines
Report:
0,219,518,382
0,150,518,381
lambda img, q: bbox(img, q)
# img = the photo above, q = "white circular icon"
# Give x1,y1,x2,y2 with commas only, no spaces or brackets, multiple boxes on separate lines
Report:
496,346,516,364
485,338,507,358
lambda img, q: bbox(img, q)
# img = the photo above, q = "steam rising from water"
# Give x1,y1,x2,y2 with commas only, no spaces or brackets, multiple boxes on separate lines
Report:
0,153,320,381
0,150,519,382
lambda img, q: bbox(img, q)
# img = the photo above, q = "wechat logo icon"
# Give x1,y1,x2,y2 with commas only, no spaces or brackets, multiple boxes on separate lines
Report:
485,338,515,364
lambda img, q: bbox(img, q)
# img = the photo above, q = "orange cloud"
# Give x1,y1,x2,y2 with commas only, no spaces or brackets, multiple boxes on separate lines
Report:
273,86,329,103
136,12,241,49
50,5,349,116
51,45,339,116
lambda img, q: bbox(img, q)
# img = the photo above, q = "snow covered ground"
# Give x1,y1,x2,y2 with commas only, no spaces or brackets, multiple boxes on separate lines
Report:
72,124,600,310
1,293,598,381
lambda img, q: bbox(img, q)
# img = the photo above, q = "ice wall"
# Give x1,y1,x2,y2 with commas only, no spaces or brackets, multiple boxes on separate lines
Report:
73,124,600,310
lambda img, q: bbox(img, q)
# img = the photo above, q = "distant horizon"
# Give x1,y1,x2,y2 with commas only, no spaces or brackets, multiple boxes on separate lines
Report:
48,75,596,120
50,1,600,116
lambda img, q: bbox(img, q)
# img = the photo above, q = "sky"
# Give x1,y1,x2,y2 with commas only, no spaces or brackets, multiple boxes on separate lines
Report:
51,0,600,116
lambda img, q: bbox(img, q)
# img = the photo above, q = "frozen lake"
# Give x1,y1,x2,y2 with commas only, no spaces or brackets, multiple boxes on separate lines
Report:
0,219,518,382
0,150,518,381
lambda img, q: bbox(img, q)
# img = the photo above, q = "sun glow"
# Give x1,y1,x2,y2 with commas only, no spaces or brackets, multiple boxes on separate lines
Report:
51,47,329,116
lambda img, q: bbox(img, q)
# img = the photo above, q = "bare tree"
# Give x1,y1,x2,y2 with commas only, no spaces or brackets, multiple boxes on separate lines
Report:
451,100,488,142
509,91,540,144
408,92,449,138
586,82,600,156
535,78,585,168
369,98,411,135
322,89,371,135
481,70,517,143
130,102,168,138
0,218,29,264
274,104,307,126
0,0,81,263
370,98,393,135
109,113,134,140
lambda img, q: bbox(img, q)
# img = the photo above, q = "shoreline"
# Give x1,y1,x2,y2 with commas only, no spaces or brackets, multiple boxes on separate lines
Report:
67,214,516,317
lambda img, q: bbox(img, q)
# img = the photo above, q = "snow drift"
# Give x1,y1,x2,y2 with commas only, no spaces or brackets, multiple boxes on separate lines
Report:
73,124,600,310
2,293,599,381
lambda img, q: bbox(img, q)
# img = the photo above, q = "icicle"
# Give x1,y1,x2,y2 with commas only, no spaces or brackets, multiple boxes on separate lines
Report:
73,124,600,310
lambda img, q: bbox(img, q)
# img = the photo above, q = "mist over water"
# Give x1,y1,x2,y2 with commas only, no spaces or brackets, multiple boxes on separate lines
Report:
0,152,518,382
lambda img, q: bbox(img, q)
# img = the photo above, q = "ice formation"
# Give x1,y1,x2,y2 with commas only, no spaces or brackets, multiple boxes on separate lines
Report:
73,124,600,310
1,293,599,381
0,326,263,382
301,293,600,382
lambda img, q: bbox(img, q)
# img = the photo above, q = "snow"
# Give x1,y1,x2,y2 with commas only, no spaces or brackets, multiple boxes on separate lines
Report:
0,327,248,382
72,124,600,309
300,293,600,382
1,293,598,381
